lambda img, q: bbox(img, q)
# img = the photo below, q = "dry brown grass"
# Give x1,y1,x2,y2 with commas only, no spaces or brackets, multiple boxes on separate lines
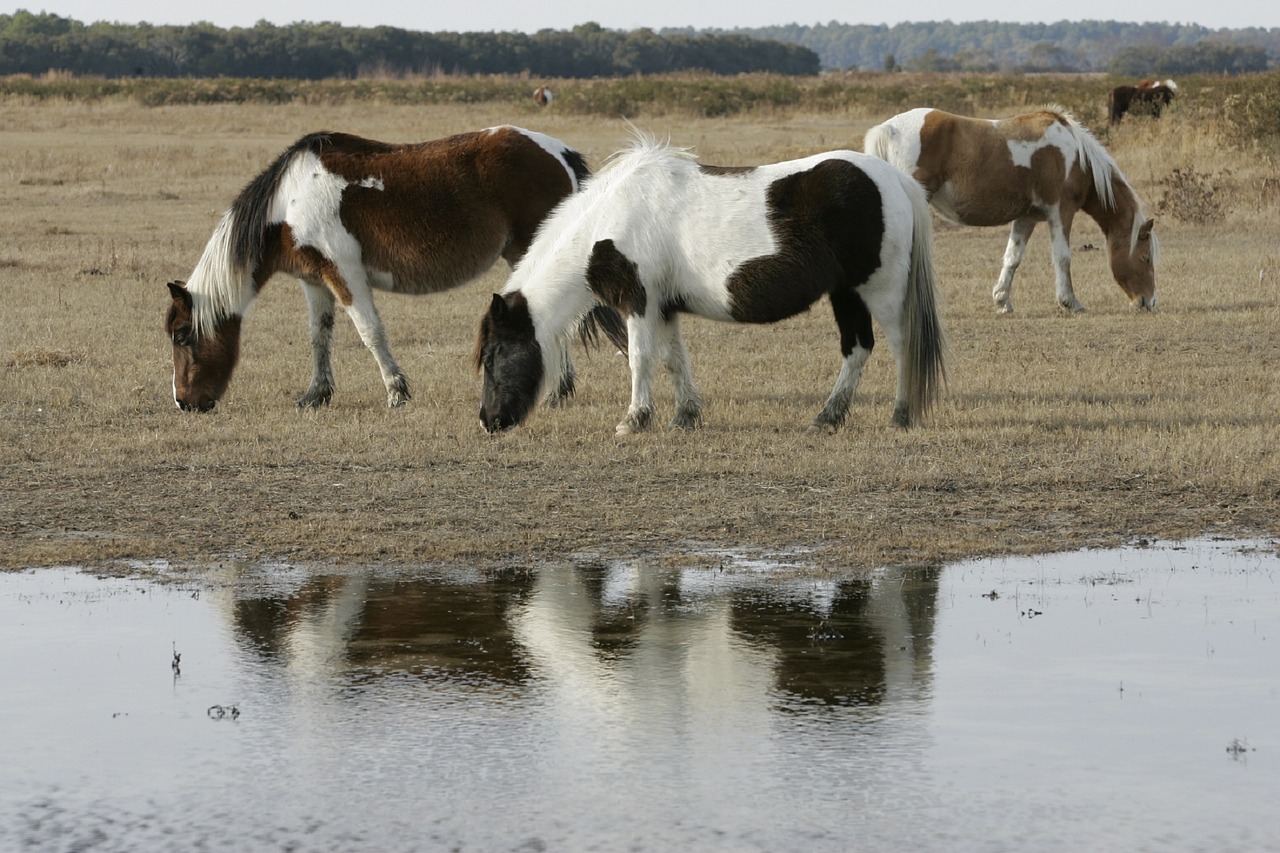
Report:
1,96,1277,574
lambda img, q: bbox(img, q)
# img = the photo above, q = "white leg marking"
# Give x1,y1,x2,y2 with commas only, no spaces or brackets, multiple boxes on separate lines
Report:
995,218,1035,314
1047,211,1085,313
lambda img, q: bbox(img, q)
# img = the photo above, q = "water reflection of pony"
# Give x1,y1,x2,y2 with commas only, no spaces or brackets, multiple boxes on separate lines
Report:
475,135,947,435
864,107,1158,314
164,126,591,412
1109,79,1177,126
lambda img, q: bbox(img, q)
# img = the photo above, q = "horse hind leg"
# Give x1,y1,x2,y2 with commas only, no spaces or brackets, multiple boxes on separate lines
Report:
297,282,336,408
812,289,873,432
660,317,702,430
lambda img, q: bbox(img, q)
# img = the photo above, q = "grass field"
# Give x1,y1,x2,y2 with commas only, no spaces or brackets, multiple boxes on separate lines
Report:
1,77,1277,573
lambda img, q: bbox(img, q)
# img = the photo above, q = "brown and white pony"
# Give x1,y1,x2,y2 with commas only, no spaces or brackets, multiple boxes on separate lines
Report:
1109,79,1177,126
533,86,553,107
164,126,590,412
864,107,1157,314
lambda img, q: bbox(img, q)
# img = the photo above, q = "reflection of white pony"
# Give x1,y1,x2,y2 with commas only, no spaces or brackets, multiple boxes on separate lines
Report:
510,563,934,734
476,134,947,435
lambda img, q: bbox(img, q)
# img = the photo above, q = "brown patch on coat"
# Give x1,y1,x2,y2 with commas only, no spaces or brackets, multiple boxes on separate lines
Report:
912,109,1077,227
586,239,647,316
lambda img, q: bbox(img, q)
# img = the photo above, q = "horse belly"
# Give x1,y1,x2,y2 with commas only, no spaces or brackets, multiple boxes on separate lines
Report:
932,180,1036,228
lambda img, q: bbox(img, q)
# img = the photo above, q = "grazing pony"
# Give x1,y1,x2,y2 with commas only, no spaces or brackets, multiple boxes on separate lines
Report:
475,135,947,435
164,126,590,412
1109,79,1177,126
864,107,1157,314
533,86,553,107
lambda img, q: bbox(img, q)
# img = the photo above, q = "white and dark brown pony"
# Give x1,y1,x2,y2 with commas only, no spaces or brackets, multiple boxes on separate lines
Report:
475,135,947,435
864,107,1157,314
164,126,591,412
1109,78,1177,126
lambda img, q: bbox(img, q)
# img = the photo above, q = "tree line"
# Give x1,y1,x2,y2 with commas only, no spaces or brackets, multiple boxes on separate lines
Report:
2,12,1273,79
706,20,1275,74
0,13,819,78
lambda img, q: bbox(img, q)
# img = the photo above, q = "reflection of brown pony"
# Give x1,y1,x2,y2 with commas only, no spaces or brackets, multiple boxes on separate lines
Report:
164,126,590,412
1109,78,1177,126
865,106,1158,314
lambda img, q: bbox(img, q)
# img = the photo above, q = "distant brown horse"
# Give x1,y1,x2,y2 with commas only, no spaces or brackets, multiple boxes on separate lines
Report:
164,126,592,412
1109,79,1177,126
865,106,1157,314
533,86,553,107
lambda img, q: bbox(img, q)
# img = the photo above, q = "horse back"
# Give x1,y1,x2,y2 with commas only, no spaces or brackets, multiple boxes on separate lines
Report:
908,109,1086,226
268,128,581,295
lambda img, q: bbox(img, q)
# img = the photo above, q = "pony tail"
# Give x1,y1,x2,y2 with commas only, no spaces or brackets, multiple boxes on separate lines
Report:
899,172,948,425
862,123,893,165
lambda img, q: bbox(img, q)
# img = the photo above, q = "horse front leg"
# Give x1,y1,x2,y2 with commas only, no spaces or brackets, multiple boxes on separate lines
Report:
617,315,656,435
993,218,1036,314
1047,211,1085,313
297,282,336,408
659,316,702,430
330,271,409,408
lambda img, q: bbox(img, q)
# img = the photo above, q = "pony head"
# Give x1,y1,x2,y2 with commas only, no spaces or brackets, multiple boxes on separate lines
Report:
475,292,544,432
165,281,241,412
1109,218,1158,310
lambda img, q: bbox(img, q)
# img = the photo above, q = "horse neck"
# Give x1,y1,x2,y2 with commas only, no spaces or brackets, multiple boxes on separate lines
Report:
1083,173,1140,249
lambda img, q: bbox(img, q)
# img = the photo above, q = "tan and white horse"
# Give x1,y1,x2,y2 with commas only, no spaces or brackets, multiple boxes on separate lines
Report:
865,107,1157,314
164,126,597,412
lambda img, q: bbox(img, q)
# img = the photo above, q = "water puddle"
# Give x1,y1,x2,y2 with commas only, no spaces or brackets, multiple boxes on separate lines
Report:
2,538,1277,851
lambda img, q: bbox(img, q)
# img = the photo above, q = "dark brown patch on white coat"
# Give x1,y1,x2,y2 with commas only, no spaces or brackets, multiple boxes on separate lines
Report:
165,126,589,412
476,139,945,435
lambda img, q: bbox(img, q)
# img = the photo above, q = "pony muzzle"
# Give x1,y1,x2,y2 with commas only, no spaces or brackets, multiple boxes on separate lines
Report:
176,396,217,413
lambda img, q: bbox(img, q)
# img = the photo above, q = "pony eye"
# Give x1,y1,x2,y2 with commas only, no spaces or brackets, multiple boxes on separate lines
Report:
173,325,193,346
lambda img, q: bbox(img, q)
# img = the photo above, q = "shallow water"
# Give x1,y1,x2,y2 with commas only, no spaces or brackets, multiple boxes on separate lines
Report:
2,538,1277,852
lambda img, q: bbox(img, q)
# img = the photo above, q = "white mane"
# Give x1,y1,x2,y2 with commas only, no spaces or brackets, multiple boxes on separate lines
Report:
1049,106,1156,259
184,211,257,339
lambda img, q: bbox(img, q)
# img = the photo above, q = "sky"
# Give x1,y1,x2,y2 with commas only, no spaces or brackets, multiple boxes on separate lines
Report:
15,1,1280,33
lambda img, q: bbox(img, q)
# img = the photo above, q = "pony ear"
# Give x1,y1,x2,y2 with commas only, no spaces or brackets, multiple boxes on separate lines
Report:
488,293,507,322
167,280,192,308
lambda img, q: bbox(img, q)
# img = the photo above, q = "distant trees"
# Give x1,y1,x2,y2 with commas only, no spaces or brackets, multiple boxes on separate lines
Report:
0,12,820,78
1109,42,1270,76
710,20,1279,73
2,11,1274,79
